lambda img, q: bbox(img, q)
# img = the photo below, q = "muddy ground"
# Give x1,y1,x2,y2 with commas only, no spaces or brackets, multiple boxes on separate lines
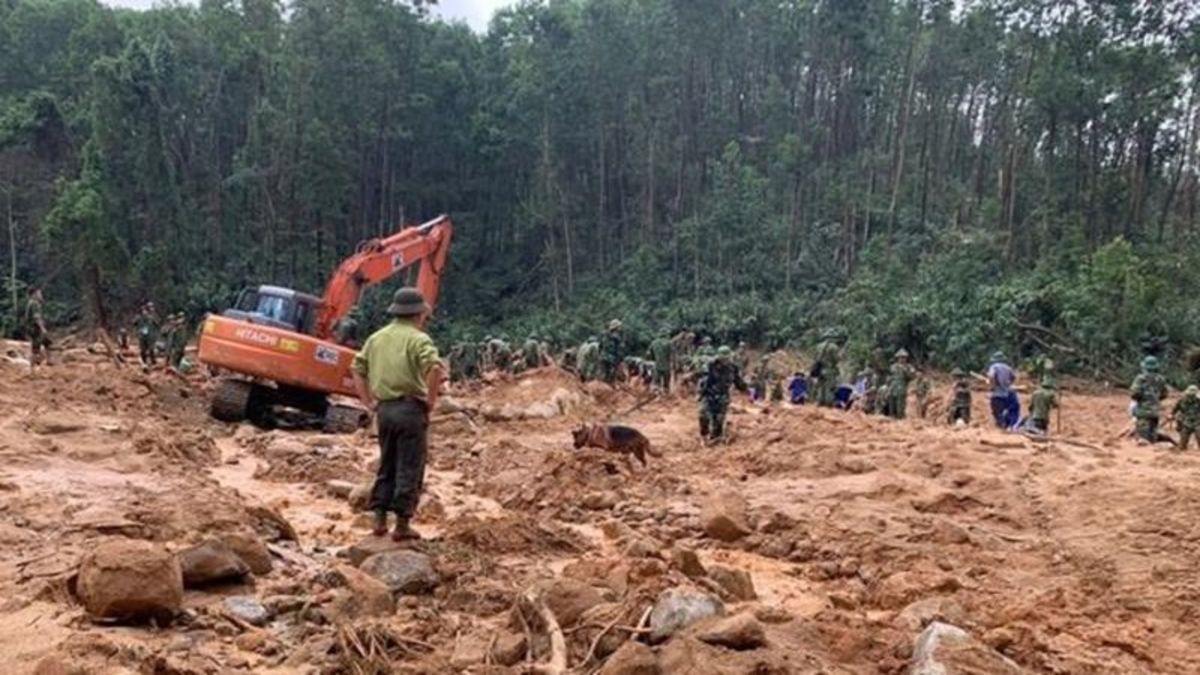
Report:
2,342,1199,674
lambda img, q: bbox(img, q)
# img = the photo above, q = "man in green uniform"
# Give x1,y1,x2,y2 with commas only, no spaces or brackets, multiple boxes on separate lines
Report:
25,287,50,370
352,288,445,542
1173,386,1200,450
448,343,467,382
649,330,675,393
164,313,189,370
811,330,843,407
578,337,600,382
460,340,480,381
733,341,750,375
915,374,931,419
135,302,161,366
489,337,513,374
1028,377,1058,434
693,336,716,373
480,336,494,372
1131,356,1168,443
698,346,747,443
672,331,696,376
522,335,543,369
887,348,914,419
599,320,625,384
949,368,972,425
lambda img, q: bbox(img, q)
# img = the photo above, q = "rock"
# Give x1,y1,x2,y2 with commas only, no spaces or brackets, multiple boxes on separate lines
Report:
896,596,965,632
326,480,356,499
27,415,86,435
623,536,662,559
179,540,250,587
670,547,707,579
263,595,306,615
649,587,725,643
235,631,269,653
492,632,527,666
911,622,1028,675
659,639,721,675
758,511,798,534
700,492,752,542
32,655,85,675
348,482,373,512
601,519,636,540
224,596,270,627
697,613,767,650
836,455,876,474
583,491,619,510
346,536,409,566
246,505,298,542
76,539,183,622
753,605,793,624
538,578,605,627
451,633,490,669
327,564,395,617
598,641,660,675
707,565,757,601
222,531,273,576
931,520,971,545
360,550,439,595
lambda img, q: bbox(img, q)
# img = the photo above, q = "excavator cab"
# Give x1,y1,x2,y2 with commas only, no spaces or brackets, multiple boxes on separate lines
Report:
224,285,322,336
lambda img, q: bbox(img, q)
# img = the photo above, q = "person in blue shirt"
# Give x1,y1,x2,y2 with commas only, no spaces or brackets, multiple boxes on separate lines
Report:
788,372,808,405
986,351,1020,429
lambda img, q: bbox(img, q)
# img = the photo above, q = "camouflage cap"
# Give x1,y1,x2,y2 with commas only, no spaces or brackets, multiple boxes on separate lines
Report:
1187,385,1199,397
608,319,622,331
951,367,965,377
895,348,910,359
717,346,733,359
1142,355,1160,372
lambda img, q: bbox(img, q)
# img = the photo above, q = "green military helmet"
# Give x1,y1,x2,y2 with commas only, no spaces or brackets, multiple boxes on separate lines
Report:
608,319,622,331
1187,385,1199,398
1142,355,1160,372
716,346,733,361
951,367,965,378
702,336,713,345
991,351,1007,363
895,348,910,359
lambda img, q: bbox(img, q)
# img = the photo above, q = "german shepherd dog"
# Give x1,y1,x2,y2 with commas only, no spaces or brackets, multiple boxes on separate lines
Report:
571,423,661,470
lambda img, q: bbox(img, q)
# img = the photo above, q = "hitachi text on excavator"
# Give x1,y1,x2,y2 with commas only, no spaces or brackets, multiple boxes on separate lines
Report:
197,215,453,431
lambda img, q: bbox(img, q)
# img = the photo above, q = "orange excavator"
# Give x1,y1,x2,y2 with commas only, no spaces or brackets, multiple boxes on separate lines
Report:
197,215,453,431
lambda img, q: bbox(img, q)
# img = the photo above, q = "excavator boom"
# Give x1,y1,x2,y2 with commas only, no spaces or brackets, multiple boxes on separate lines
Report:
316,215,453,338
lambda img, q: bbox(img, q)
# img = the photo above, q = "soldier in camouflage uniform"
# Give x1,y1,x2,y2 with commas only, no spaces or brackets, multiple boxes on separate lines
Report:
649,330,675,393
672,331,696,376
522,335,544,369
698,346,747,442
811,330,843,408
1028,377,1058,434
164,314,189,370
915,374,931,419
25,287,50,370
488,337,513,374
135,302,161,366
733,342,750,375
1173,386,1200,450
460,340,480,380
1131,356,1168,443
599,320,625,384
949,368,972,425
578,337,600,382
886,349,914,419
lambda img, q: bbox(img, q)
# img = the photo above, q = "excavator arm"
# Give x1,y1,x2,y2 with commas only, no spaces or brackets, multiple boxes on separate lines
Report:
315,215,454,338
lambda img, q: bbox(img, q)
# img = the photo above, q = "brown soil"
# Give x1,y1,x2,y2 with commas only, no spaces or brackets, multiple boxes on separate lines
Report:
1,348,1197,674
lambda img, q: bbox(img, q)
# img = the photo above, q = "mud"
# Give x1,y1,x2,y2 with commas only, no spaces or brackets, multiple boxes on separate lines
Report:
1,350,1199,674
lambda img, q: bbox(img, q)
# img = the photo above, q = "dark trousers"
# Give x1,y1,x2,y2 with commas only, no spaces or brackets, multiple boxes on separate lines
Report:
371,399,429,518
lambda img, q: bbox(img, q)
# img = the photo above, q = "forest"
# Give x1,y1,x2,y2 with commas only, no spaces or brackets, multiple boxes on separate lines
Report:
3,0,1200,376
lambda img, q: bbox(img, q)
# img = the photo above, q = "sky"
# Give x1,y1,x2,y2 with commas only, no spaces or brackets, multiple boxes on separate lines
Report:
102,0,513,32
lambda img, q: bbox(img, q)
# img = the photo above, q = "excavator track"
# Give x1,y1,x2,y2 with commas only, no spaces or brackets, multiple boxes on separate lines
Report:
323,404,369,434
211,379,258,423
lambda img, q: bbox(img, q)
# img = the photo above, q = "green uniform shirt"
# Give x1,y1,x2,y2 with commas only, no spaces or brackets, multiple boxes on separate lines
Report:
1174,395,1200,430
1131,373,1168,418
1030,387,1057,422
25,298,44,333
352,319,441,401
649,338,673,373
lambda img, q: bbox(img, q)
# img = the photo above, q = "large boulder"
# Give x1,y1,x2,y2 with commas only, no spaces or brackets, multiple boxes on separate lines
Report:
179,539,250,587
538,578,606,628
707,565,757,601
221,531,273,576
76,540,183,622
911,622,1028,675
649,587,725,643
697,613,766,650
598,641,660,675
359,550,439,595
700,493,752,542
327,564,395,618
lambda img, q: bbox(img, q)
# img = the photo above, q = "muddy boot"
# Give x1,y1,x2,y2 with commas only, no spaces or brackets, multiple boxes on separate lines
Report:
392,517,420,542
372,511,388,537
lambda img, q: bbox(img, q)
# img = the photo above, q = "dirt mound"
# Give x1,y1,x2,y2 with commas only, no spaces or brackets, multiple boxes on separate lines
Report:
133,429,220,466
